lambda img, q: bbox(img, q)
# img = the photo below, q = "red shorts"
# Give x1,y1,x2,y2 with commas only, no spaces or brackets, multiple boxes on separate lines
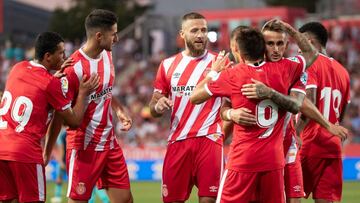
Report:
301,156,342,201
0,160,46,202
66,147,130,201
217,169,285,203
162,136,223,202
284,136,304,198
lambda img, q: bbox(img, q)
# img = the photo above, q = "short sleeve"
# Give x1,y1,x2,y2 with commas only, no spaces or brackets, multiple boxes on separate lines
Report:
63,66,80,102
285,55,306,86
153,61,170,95
205,69,233,98
290,71,308,95
305,65,318,89
46,77,71,111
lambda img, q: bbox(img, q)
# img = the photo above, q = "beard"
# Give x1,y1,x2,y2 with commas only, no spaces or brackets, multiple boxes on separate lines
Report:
185,38,207,57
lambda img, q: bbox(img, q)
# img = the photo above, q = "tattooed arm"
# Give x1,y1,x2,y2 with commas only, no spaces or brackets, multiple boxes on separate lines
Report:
275,20,318,69
241,78,303,114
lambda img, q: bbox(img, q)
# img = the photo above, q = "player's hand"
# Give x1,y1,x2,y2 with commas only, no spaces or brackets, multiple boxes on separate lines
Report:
327,124,348,142
211,51,232,73
54,57,74,78
230,108,257,126
116,110,133,131
43,152,50,166
155,97,173,114
241,78,272,99
79,74,100,95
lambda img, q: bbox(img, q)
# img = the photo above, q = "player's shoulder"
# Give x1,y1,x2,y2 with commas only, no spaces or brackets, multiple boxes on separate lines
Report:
285,55,305,64
160,53,179,68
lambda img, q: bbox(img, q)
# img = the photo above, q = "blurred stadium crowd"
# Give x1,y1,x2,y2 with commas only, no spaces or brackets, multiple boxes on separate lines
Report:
1,20,360,147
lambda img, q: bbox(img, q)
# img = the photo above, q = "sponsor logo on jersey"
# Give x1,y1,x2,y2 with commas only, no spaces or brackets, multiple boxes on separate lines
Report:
90,87,112,101
76,182,86,195
60,77,69,97
171,85,196,97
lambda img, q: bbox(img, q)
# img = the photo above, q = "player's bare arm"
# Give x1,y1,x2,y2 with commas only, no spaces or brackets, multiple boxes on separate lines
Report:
112,96,132,131
190,52,231,104
241,78,303,114
274,20,318,68
149,92,173,117
221,99,256,126
58,74,100,128
43,113,63,166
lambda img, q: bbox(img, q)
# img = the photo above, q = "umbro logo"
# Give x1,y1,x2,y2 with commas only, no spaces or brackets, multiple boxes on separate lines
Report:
293,185,302,192
172,72,181,79
209,186,218,192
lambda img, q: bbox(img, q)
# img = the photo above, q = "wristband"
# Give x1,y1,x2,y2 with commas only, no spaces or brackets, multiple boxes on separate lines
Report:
226,109,233,121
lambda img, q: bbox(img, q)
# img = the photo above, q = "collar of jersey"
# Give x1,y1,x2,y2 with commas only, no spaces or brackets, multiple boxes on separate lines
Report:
247,60,266,68
29,60,47,70
181,50,208,60
79,48,103,62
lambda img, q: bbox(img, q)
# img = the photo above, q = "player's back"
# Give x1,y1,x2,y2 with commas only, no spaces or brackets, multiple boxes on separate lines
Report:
64,49,116,151
301,54,350,158
210,56,305,172
0,61,67,163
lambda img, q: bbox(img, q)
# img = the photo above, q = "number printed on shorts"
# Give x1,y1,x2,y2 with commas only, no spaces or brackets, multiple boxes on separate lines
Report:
256,99,278,138
0,91,33,132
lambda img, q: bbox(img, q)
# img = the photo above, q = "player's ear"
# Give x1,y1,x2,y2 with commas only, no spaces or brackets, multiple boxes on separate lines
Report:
179,29,185,39
95,31,102,41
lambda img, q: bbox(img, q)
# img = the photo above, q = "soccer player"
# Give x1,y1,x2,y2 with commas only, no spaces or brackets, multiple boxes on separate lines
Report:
297,22,350,203
190,20,318,202
0,31,99,203
149,12,225,203
45,9,134,203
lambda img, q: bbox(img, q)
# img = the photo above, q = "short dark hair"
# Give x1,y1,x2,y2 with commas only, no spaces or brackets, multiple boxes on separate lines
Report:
34,31,64,61
234,27,265,61
85,9,118,34
299,22,328,47
261,21,286,33
230,25,248,39
182,12,205,22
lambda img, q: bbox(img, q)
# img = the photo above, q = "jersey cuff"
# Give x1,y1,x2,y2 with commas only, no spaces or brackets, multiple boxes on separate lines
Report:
61,103,72,111
290,88,306,95
298,55,306,72
153,88,163,93
306,84,317,89
204,84,213,96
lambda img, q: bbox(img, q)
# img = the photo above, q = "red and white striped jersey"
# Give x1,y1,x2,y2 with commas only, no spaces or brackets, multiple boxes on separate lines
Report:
153,51,223,143
64,49,117,151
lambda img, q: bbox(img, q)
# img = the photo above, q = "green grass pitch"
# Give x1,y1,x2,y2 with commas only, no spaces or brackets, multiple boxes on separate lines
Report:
46,181,360,202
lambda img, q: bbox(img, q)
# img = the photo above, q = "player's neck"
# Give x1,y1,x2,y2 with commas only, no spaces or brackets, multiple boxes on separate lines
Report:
32,59,50,71
183,49,206,58
244,58,264,66
81,41,103,59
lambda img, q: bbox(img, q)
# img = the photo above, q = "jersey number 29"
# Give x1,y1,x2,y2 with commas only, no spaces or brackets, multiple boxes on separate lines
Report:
0,91,33,132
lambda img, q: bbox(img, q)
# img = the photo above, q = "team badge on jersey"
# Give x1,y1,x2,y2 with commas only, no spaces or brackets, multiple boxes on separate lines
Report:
300,72,308,86
60,77,69,97
287,57,300,63
162,184,168,197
